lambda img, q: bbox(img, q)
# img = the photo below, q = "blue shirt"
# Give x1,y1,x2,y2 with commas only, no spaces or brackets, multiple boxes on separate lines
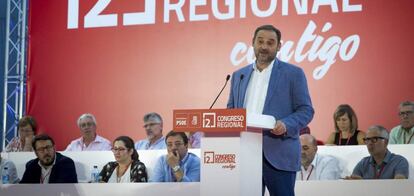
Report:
150,152,200,182
134,136,167,150
352,150,409,179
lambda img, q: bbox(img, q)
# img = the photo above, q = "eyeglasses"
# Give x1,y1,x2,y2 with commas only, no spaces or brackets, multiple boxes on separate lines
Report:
80,122,95,128
398,111,414,117
167,142,184,148
363,136,386,144
143,123,160,128
36,145,54,152
111,147,127,153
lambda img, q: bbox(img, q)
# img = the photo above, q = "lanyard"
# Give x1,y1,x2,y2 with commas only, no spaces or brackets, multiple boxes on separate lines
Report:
338,132,352,145
373,164,385,179
300,165,314,181
403,130,414,144
40,169,52,184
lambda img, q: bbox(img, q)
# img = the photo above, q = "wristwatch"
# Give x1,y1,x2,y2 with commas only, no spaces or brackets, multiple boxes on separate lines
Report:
172,165,181,173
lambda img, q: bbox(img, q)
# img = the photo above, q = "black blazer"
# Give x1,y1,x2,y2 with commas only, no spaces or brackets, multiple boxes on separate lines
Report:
20,152,78,183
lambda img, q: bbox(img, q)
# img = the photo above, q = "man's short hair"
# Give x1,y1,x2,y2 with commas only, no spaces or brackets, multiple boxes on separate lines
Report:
77,113,97,127
367,125,389,140
32,134,55,150
165,131,188,145
252,25,281,44
143,112,163,123
399,101,414,109
18,115,38,134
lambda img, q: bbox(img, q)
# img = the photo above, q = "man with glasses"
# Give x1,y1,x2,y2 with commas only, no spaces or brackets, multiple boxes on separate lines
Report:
389,101,414,144
150,131,200,182
346,125,408,179
135,112,167,150
65,113,111,151
20,134,78,183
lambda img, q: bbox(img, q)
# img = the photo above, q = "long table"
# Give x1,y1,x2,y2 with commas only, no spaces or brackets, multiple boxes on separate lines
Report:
1,180,413,196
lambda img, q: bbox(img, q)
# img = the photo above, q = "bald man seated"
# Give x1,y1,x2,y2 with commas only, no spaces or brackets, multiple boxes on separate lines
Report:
297,134,342,181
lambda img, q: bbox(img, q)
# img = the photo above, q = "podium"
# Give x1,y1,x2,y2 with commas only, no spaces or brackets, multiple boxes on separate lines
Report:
173,109,275,196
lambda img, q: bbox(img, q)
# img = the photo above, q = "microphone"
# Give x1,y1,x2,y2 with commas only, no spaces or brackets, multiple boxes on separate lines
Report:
237,74,244,108
209,75,231,109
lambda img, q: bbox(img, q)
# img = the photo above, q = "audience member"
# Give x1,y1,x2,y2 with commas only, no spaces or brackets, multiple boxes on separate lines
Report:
135,112,167,150
65,113,111,151
5,116,37,152
297,134,342,181
326,104,365,145
151,131,200,182
389,101,414,144
99,136,147,183
20,134,78,183
346,125,409,179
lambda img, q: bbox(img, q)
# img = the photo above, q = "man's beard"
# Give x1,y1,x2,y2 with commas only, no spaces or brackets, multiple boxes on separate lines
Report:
41,155,54,166
301,159,310,166
256,51,275,65
301,154,312,167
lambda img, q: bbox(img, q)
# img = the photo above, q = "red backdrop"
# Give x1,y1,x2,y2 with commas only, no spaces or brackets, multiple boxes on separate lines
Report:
27,0,414,150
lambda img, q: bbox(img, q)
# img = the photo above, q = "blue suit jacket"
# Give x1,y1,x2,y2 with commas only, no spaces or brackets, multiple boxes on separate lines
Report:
227,59,314,171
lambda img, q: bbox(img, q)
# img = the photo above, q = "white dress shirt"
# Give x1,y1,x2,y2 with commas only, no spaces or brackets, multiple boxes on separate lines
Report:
296,153,342,181
65,135,112,151
38,157,56,184
244,60,275,114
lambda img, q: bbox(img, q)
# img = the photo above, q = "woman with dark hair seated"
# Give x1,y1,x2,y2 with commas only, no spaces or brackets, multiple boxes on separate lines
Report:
326,104,365,145
99,136,148,183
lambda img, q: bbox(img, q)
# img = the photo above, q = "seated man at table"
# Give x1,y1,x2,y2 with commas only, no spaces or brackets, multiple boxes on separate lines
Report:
150,131,200,182
65,113,112,151
297,134,342,181
389,101,414,144
135,112,167,150
20,134,78,183
346,125,409,179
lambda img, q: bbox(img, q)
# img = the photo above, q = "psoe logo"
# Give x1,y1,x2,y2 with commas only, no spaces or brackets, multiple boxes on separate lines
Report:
175,113,188,128
202,113,216,128
189,113,201,128
176,118,187,126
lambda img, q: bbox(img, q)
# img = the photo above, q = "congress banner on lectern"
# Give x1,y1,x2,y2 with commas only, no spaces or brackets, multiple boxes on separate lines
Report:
27,0,414,149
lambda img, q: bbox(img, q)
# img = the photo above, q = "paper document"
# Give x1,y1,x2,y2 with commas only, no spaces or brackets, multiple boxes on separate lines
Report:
246,113,276,129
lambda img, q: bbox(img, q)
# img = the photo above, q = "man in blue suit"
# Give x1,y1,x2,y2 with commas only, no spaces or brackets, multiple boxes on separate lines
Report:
227,25,314,196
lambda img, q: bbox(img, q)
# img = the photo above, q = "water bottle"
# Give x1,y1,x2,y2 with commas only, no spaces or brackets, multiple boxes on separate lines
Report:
91,165,99,183
2,167,9,184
